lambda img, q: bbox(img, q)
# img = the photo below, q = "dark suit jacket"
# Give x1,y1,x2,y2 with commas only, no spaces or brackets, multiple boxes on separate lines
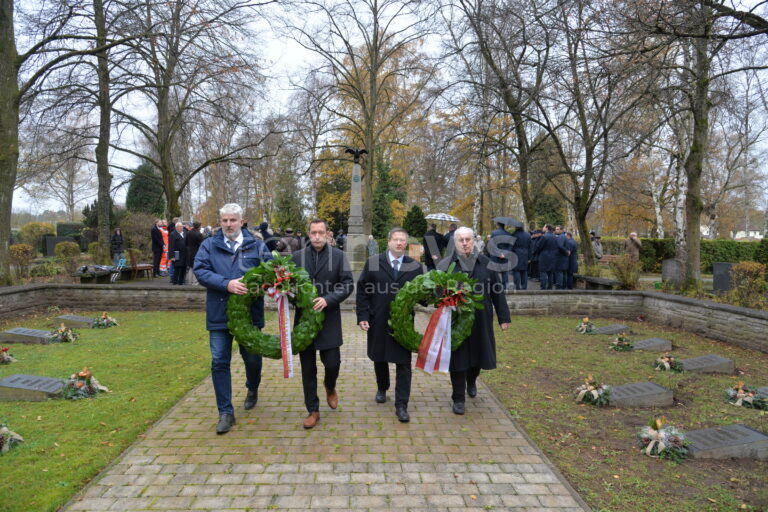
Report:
566,238,579,273
292,243,354,350
151,226,164,253
186,229,204,267
535,232,565,272
511,229,531,271
168,230,188,267
356,253,424,364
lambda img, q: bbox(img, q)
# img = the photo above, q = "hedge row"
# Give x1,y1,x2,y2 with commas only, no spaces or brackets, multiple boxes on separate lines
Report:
599,237,767,272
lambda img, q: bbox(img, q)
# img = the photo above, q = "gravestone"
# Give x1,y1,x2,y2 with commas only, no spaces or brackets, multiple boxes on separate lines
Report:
686,424,768,460
0,328,52,345
681,354,735,374
594,324,631,335
712,262,734,293
609,382,673,407
56,315,95,329
0,374,64,401
758,386,768,396
633,338,672,352
43,235,76,258
661,259,682,287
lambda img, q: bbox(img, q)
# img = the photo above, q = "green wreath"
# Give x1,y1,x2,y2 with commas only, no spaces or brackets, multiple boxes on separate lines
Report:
388,263,484,352
227,252,324,359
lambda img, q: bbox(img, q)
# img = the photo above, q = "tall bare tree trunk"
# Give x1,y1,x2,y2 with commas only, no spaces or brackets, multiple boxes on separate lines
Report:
0,0,19,284
93,0,112,264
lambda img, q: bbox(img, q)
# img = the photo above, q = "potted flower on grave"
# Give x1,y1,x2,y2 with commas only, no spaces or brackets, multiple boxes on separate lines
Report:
49,323,79,343
725,382,768,410
62,367,109,400
0,423,24,454
576,317,595,334
574,374,611,407
654,353,683,373
610,332,633,351
0,347,16,365
92,312,118,329
636,416,689,462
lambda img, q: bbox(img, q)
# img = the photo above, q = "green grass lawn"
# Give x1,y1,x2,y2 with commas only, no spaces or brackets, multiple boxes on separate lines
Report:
0,310,212,512
486,316,768,512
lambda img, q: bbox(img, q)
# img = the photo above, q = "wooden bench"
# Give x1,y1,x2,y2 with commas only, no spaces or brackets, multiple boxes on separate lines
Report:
573,274,622,290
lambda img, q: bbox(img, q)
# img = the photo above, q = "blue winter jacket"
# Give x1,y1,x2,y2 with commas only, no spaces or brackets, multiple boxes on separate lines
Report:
511,229,531,271
193,230,272,331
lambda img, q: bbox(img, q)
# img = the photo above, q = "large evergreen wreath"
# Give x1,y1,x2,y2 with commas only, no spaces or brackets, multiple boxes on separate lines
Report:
388,264,484,352
227,252,324,359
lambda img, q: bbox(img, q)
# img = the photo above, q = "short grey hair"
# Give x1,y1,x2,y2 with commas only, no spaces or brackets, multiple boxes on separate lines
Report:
219,203,243,219
454,226,474,242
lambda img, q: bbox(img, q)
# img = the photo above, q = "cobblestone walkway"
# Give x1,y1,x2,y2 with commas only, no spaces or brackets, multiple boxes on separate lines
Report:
64,313,588,511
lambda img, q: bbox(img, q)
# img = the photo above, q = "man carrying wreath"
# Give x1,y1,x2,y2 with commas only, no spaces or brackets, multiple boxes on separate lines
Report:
438,226,510,415
292,219,354,429
356,227,423,423
194,203,272,434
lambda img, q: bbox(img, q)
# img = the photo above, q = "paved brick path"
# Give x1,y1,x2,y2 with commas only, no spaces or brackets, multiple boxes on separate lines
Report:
64,313,588,511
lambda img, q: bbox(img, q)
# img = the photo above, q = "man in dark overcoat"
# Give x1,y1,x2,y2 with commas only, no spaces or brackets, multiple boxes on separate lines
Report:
534,225,560,290
528,229,542,282
438,227,510,415
422,223,443,271
168,222,188,285
151,219,164,277
489,222,514,291
292,218,354,429
554,226,570,290
511,226,531,290
356,228,423,422
186,221,205,285
565,232,578,289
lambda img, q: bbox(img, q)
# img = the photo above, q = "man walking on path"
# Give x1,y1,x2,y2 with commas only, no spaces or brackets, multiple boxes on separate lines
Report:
292,219,354,429
356,228,423,423
194,203,272,434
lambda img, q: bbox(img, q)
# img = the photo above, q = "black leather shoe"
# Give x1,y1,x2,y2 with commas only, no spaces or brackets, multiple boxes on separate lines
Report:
244,389,257,410
375,390,386,403
216,413,236,434
452,401,465,415
395,406,410,423
467,383,478,398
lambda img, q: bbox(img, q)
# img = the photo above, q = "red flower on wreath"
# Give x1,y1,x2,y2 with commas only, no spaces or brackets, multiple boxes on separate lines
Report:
1,347,8,352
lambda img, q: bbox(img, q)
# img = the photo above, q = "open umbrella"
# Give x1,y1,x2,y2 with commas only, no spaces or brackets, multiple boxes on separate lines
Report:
492,216,524,229
425,213,459,222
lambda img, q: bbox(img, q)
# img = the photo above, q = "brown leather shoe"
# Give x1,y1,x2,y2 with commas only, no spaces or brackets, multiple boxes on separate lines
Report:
325,387,338,410
303,412,320,429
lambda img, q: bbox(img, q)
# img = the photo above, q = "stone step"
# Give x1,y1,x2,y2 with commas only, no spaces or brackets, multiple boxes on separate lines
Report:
609,382,673,407
686,424,768,460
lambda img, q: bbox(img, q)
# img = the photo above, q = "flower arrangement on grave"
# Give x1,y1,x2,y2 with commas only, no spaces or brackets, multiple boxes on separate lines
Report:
0,423,24,454
62,367,109,400
725,382,768,410
92,312,118,328
0,347,16,364
574,374,611,407
49,323,79,343
576,317,595,334
636,416,689,462
389,263,483,373
610,332,633,351
227,252,324,378
654,353,683,373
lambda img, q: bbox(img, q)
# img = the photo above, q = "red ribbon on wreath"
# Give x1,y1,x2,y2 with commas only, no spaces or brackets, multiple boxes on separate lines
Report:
416,291,467,374
265,267,294,378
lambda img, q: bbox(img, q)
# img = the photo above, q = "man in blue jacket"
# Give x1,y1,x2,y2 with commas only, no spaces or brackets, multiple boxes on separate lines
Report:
565,232,579,289
194,203,272,435
554,226,570,290
534,225,560,290
511,226,531,290
489,222,515,291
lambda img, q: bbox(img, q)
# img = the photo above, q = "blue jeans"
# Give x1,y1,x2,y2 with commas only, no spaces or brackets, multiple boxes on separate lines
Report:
540,270,555,290
209,329,263,415
512,270,528,290
113,252,123,267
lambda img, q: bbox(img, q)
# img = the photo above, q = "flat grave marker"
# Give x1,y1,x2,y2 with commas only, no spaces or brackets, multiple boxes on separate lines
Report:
0,328,52,345
56,315,95,329
609,382,673,407
632,338,672,352
758,386,768,396
686,424,768,460
681,354,735,374
0,374,64,401
594,324,631,335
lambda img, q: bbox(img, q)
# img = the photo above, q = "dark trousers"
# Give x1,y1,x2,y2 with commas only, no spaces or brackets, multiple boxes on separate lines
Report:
209,329,262,415
529,260,539,280
152,251,162,276
565,271,574,290
540,270,555,290
300,346,341,413
512,270,528,290
374,361,412,408
555,270,566,290
172,265,187,285
450,366,481,403
425,256,436,271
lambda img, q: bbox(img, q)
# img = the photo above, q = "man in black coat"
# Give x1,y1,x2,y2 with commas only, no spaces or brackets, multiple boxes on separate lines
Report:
511,226,531,290
554,226,571,290
489,222,514,291
186,221,205,285
168,222,188,285
528,230,542,282
151,219,164,277
356,227,424,423
292,219,354,429
533,225,561,290
438,227,510,415
565,232,578,289
422,224,443,271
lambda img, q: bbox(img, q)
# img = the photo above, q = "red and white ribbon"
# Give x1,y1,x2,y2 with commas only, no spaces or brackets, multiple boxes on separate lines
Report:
416,304,454,374
268,287,293,378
